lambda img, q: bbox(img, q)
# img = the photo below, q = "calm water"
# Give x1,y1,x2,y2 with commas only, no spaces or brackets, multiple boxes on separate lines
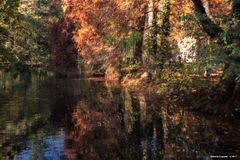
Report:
0,71,239,160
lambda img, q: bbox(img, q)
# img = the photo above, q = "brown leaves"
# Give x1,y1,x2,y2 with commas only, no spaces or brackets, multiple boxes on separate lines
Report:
53,0,145,67
53,0,233,67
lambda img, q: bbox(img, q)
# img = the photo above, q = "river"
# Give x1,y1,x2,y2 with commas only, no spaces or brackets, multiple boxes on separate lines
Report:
0,71,239,159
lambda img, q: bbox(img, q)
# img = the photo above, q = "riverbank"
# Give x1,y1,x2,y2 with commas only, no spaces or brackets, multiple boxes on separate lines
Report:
70,64,239,117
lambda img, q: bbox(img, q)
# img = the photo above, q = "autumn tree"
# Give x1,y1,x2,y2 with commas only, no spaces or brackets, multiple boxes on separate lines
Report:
53,0,148,69
192,0,240,113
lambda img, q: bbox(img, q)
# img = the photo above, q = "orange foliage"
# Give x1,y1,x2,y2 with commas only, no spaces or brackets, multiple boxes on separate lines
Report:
52,0,146,67
61,0,145,66
52,0,233,67
210,0,232,16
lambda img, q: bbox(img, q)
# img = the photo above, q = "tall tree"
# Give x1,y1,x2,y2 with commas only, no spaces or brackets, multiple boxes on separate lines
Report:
192,0,223,38
192,0,240,113
133,4,147,64
143,0,170,69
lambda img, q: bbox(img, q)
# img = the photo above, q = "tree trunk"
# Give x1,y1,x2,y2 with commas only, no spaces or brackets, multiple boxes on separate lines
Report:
192,0,222,38
161,0,170,36
142,0,158,68
202,0,212,19
133,4,147,64
232,0,240,20
191,0,240,114
142,0,171,71
157,0,170,68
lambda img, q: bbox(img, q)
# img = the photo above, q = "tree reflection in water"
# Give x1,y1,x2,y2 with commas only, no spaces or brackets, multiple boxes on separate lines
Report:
0,72,239,159
71,89,164,160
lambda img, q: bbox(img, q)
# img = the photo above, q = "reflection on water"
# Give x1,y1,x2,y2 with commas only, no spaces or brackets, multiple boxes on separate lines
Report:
0,71,239,160
14,129,66,160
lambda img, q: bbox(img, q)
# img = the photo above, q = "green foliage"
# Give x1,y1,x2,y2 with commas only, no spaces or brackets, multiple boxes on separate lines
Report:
180,13,198,35
224,63,240,80
0,0,62,71
162,0,170,36
220,22,232,44
198,25,240,83
108,32,119,46
104,19,122,46
121,30,141,61
198,43,222,62
0,0,20,24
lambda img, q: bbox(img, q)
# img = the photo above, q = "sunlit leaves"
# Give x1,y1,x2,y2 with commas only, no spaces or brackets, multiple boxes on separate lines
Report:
0,0,63,70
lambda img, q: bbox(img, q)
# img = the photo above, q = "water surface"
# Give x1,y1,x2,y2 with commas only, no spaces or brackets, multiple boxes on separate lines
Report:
0,72,239,160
